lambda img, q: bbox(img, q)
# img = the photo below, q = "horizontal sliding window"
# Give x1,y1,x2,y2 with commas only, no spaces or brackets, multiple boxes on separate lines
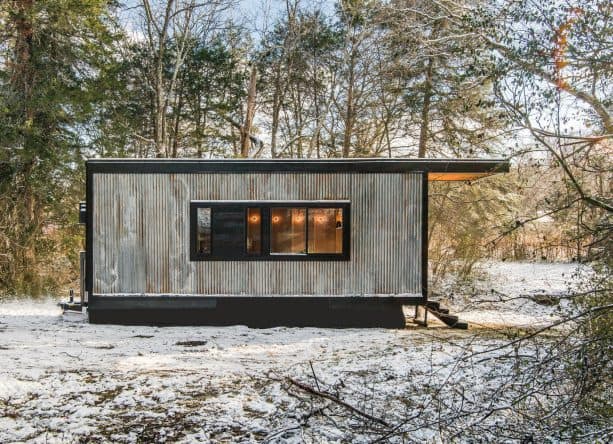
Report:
190,201,349,261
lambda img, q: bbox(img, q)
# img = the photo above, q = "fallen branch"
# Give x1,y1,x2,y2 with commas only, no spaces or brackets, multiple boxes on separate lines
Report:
285,377,391,428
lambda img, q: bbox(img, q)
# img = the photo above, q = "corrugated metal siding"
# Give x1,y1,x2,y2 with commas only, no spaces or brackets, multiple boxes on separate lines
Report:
92,172,423,296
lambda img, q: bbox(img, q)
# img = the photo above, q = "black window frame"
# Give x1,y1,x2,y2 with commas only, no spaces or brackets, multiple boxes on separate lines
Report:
190,200,350,261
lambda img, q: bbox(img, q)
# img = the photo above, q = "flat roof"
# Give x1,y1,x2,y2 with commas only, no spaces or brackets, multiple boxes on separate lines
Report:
87,158,509,181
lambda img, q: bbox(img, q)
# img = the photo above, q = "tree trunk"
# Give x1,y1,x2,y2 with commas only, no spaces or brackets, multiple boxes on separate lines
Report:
240,64,257,158
418,57,434,158
195,93,203,157
342,58,355,158
11,0,38,287
270,65,282,158
311,57,321,159
171,92,183,158
11,0,34,110
154,76,166,157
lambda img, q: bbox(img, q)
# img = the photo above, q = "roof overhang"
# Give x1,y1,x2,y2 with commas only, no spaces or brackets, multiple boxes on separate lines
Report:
427,172,502,181
86,158,509,181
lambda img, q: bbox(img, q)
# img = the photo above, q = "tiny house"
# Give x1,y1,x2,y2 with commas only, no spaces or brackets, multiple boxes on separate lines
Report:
80,158,508,327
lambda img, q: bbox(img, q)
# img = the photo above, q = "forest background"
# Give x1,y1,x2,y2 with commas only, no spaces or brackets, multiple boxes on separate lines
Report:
0,0,610,296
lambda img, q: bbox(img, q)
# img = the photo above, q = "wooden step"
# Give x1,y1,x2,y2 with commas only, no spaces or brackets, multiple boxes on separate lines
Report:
425,301,449,314
58,301,83,312
425,301,440,311
425,306,468,329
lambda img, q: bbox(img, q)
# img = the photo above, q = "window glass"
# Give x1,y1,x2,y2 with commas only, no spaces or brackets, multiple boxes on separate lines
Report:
211,207,245,257
308,208,343,254
192,202,348,261
196,207,211,254
271,208,306,254
246,208,262,254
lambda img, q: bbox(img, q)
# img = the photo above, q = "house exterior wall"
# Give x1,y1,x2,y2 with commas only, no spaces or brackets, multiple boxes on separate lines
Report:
91,172,423,297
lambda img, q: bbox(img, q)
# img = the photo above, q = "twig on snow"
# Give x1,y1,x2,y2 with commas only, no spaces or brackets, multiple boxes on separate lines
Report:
309,361,320,392
285,377,391,428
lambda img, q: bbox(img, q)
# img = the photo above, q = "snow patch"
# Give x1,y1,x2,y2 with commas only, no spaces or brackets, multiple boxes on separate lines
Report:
0,262,590,442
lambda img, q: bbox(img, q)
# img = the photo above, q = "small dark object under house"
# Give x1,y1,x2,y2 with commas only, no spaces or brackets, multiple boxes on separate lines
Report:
73,158,508,327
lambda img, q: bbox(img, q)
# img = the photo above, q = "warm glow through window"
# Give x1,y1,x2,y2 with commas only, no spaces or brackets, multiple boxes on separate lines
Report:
270,208,307,254
191,201,349,261
308,208,343,254
246,208,262,254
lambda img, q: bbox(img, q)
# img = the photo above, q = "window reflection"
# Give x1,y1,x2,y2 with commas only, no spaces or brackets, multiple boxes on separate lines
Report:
246,208,262,254
192,202,348,260
308,208,343,253
196,207,211,254
270,208,307,254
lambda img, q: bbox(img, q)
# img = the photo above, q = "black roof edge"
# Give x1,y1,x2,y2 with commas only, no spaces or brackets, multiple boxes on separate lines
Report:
86,158,510,174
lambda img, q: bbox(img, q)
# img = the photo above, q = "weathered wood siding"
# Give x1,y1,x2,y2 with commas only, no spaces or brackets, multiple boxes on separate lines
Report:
92,172,423,296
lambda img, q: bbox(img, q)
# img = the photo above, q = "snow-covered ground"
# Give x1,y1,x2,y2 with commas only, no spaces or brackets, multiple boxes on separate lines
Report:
439,261,589,329
0,262,589,443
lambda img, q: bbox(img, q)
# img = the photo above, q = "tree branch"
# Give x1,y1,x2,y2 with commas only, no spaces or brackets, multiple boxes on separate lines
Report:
286,377,391,428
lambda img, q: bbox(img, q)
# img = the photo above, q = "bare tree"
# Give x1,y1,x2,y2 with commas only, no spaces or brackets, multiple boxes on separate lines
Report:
477,0,612,259
135,0,234,157
240,64,258,157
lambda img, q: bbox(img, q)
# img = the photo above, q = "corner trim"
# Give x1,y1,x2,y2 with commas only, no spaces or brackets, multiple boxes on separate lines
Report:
85,163,94,304
421,172,429,301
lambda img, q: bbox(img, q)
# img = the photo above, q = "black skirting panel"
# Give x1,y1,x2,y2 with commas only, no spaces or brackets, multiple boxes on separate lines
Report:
87,296,415,328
